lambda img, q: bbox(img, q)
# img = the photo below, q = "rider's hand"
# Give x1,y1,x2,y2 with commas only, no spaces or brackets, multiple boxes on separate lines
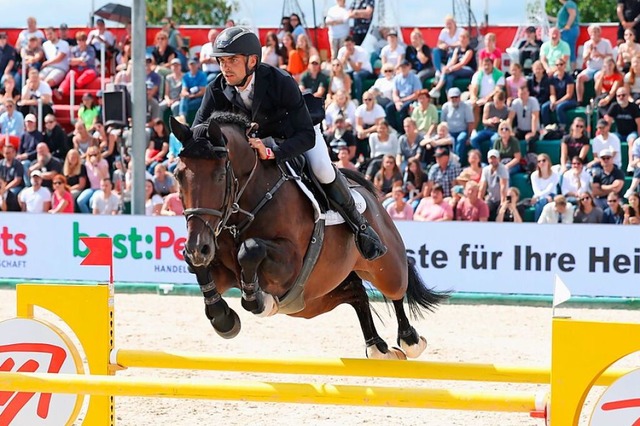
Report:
248,138,274,160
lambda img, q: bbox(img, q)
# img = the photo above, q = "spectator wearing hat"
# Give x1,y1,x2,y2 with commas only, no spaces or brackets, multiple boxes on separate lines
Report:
87,18,116,55
592,148,625,210
405,28,435,84
380,30,405,68
337,36,374,103
440,87,474,163
160,58,183,118
178,58,207,121
300,55,330,102
411,89,438,136
479,149,509,221
145,55,162,101
518,26,542,76
199,29,221,83
40,27,70,88
57,31,97,97
327,114,356,162
427,146,461,198
456,180,489,222
386,59,421,134
18,169,51,213
537,194,575,224
59,23,76,47
17,113,44,186
0,32,17,88
589,119,621,170
429,29,476,99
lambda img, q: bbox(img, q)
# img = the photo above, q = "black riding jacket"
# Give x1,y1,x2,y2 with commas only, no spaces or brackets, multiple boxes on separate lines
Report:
192,62,315,161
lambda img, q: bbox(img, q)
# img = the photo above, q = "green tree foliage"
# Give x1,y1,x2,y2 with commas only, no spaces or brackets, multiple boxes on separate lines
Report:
147,0,237,26
545,0,617,24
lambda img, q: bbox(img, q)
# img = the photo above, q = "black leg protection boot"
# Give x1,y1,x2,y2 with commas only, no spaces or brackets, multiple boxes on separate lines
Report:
323,170,387,261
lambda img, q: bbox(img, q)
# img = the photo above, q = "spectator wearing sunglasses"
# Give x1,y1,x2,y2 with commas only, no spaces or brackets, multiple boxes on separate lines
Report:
592,148,625,210
602,192,624,224
49,174,74,214
573,192,603,224
541,58,577,129
299,55,330,101
559,117,590,171
531,153,560,221
604,87,640,166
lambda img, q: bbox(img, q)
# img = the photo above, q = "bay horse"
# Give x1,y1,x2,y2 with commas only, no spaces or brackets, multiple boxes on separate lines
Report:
171,113,447,360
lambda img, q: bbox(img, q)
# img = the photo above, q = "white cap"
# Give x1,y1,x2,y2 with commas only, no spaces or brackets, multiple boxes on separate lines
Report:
599,148,613,158
487,149,500,159
24,113,37,122
447,87,461,97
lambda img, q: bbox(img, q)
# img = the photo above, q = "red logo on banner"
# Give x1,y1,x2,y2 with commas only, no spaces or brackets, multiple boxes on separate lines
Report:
0,343,68,424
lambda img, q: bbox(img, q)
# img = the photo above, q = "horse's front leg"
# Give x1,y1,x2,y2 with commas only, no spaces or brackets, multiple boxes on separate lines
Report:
190,263,241,339
237,238,278,317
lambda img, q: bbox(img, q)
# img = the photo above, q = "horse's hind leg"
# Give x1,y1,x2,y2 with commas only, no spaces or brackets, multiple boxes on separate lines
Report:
342,273,406,360
237,238,277,317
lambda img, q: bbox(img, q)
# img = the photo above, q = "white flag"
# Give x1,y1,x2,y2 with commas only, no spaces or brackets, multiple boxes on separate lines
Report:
553,274,571,307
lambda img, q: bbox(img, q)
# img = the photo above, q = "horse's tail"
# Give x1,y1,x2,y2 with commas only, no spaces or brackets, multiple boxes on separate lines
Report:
339,168,380,197
405,261,450,319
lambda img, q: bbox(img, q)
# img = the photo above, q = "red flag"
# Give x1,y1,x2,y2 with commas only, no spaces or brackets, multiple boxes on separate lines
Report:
80,237,114,284
80,237,113,266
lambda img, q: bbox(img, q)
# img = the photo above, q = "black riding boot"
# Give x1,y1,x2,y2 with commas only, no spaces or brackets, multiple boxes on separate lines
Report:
323,171,387,261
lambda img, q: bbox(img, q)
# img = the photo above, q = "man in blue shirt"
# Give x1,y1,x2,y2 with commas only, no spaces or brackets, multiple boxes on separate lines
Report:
385,60,421,133
0,99,24,137
179,58,207,119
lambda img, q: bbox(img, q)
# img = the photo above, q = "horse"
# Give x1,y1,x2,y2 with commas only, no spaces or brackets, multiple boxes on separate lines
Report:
171,112,448,360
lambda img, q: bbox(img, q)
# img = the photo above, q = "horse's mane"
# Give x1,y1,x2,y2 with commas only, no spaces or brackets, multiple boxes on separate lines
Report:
179,112,251,160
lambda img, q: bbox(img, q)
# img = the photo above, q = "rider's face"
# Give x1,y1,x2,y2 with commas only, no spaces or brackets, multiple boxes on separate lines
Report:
219,55,256,87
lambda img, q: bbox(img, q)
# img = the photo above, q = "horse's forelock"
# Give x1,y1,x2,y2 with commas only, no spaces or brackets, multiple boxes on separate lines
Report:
179,124,224,160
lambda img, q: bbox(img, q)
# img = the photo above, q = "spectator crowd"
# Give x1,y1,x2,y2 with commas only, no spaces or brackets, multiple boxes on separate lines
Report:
1,1,640,226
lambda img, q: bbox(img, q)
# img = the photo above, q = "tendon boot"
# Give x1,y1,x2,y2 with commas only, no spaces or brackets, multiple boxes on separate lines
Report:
323,170,387,261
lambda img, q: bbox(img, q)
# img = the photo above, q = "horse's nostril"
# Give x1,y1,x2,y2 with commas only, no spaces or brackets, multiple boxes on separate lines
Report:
201,245,211,256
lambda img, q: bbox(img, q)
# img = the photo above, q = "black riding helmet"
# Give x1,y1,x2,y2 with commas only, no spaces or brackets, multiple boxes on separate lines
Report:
211,26,261,87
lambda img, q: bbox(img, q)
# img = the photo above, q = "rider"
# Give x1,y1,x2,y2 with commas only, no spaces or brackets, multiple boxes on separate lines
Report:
192,26,386,260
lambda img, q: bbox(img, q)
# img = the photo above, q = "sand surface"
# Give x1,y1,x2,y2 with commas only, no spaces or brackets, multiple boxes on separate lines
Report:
1,289,639,426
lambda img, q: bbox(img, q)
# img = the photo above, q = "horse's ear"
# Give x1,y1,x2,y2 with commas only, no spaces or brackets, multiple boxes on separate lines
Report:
207,119,224,145
170,116,191,142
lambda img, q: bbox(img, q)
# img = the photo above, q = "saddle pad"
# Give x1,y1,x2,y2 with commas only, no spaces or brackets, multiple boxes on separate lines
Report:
286,164,367,226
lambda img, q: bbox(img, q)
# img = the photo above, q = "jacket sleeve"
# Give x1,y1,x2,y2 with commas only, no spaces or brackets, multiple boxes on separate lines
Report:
192,83,217,127
270,72,315,162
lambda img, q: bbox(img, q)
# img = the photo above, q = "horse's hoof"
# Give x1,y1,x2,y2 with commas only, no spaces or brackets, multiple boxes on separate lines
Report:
400,335,427,359
366,345,407,360
212,309,241,339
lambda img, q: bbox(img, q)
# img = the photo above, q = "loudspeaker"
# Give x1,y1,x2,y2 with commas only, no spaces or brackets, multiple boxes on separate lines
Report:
102,89,130,127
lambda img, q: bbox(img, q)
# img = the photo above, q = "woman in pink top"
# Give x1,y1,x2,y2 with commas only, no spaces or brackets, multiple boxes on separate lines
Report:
385,185,414,220
413,183,454,222
505,63,527,105
479,33,502,70
49,175,75,214
77,146,110,213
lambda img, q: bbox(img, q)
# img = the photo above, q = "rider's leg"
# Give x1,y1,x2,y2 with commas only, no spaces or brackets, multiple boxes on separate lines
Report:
306,124,387,261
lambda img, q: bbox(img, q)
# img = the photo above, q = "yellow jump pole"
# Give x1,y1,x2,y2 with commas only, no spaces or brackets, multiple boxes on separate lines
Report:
0,371,539,413
113,349,627,386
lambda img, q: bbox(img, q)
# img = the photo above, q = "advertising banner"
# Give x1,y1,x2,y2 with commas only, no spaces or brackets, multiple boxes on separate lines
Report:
1,213,639,297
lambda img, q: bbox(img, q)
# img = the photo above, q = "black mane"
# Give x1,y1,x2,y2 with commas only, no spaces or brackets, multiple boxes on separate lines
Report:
178,112,250,160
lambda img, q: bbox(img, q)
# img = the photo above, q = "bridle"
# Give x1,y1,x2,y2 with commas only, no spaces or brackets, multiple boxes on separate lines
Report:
182,132,260,246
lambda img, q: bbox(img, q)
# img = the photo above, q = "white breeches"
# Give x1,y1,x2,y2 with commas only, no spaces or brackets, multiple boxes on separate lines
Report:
304,124,336,184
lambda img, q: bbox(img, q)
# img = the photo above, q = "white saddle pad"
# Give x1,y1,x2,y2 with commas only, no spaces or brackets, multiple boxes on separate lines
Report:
286,164,367,226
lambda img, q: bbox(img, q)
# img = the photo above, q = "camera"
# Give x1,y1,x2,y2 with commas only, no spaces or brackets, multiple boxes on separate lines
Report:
506,195,512,203
629,206,636,217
